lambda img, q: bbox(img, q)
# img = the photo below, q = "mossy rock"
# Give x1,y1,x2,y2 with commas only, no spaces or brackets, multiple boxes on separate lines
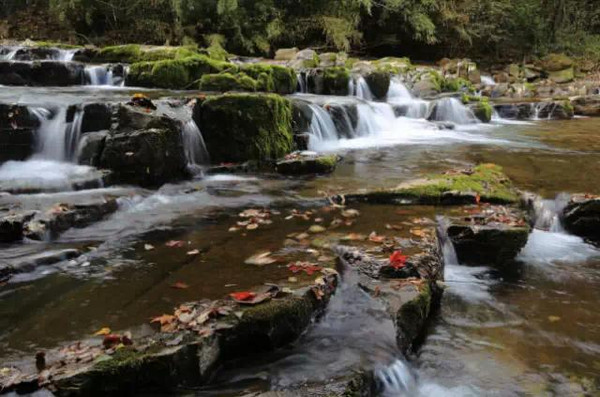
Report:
469,100,493,123
365,70,391,100
199,73,257,92
198,93,294,163
548,67,574,83
348,164,519,205
276,154,339,175
322,67,350,96
137,46,199,62
442,77,474,93
95,44,142,63
395,284,432,352
538,53,574,72
241,64,296,94
372,57,412,74
127,55,233,89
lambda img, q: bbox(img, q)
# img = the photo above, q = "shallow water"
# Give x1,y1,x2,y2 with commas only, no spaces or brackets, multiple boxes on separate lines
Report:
1,86,600,394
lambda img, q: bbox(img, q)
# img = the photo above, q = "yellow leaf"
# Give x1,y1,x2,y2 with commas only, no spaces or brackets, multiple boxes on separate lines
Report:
94,327,111,336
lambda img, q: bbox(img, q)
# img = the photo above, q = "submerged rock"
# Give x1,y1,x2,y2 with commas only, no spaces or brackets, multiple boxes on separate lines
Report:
561,195,600,242
276,153,339,175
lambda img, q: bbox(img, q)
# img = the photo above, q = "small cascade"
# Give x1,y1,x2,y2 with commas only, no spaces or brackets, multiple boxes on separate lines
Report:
30,107,84,162
387,77,412,101
306,104,339,149
431,98,478,125
375,359,418,396
481,75,496,86
85,65,115,86
181,119,210,171
348,78,355,96
0,46,20,60
57,49,77,62
531,194,570,232
405,100,430,119
296,73,307,93
355,76,374,101
355,102,396,136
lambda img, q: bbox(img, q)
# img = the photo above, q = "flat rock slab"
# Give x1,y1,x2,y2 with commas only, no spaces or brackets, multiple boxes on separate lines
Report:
276,153,339,175
341,164,519,206
562,195,600,243
0,248,80,281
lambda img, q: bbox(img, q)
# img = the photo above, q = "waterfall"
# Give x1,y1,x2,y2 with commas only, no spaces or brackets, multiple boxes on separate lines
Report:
348,78,355,96
387,77,412,101
481,75,496,86
306,104,338,149
30,107,84,162
355,102,396,136
375,359,418,396
57,49,77,62
531,195,570,232
431,98,477,125
355,76,373,101
181,119,210,171
296,73,307,93
1,46,20,61
85,65,115,86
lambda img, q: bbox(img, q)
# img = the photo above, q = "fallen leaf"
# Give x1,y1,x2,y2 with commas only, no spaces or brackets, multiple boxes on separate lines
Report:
288,277,298,283
341,233,366,241
186,249,200,256
230,291,256,301
548,315,561,322
246,223,259,230
102,334,122,349
385,224,403,230
308,225,326,234
94,327,111,336
151,314,175,326
165,240,185,248
228,226,240,232
369,231,386,243
389,250,408,269
341,209,360,218
288,262,322,275
144,244,155,251
245,251,277,266
171,282,189,289
410,228,428,238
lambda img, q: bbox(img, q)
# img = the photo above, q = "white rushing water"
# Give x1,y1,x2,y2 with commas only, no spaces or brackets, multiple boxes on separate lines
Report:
430,98,477,125
481,75,496,86
85,65,117,86
306,103,339,149
31,107,83,161
355,76,374,100
181,119,210,171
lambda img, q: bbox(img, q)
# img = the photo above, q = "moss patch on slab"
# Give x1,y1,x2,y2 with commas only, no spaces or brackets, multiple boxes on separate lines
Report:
323,67,350,95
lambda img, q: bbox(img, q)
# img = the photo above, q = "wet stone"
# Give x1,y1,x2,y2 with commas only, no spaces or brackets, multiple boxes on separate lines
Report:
561,195,600,243
0,210,37,242
0,248,81,281
276,152,339,175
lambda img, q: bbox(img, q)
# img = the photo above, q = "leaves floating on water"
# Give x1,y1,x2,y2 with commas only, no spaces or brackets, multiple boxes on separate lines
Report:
308,225,326,234
245,251,278,266
93,327,111,336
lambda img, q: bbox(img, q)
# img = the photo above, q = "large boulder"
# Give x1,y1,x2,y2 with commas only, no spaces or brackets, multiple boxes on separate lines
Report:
99,105,187,186
197,93,294,163
365,70,391,100
274,47,299,61
561,195,600,242
537,53,575,83
0,61,85,86
322,67,351,96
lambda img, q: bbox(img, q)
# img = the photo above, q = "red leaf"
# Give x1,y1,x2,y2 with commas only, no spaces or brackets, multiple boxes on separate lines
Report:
389,251,408,269
230,291,256,301
102,334,121,349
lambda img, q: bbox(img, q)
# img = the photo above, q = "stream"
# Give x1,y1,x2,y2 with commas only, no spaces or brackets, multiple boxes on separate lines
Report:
1,74,599,394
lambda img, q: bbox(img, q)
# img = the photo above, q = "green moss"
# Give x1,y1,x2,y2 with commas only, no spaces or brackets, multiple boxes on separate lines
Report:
199,93,294,163
540,53,574,71
137,46,199,62
241,64,296,94
442,77,474,93
93,348,146,375
199,72,257,92
323,67,350,95
395,164,518,203
96,44,142,63
563,100,574,114
33,41,82,49
396,284,432,348
127,55,233,89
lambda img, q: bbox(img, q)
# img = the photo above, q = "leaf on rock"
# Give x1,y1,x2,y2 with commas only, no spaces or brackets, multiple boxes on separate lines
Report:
389,250,408,269
245,251,278,266
186,249,200,256
144,244,155,251
369,231,386,243
165,240,185,248
93,327,111,336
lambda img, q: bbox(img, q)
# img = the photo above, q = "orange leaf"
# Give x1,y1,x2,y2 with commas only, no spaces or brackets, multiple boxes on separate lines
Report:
230,291,256,301
150,314,175,326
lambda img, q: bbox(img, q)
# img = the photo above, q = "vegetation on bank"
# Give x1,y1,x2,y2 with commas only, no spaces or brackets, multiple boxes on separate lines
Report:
0,1,599,65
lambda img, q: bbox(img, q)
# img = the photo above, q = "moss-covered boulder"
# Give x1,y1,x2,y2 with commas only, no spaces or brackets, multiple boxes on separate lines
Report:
345,164,520,205
240,64,297,94
322,67,350,96
443,205,530,267
365,70,390,100
572,95,600,117
467,99,493,123
199,73,257,92
197,93,294,163
94,44,201,63
537,53,575,83
95,44,142,63
561,195,600,242
276,153,339,175
99,105,187,186
126,55,232,89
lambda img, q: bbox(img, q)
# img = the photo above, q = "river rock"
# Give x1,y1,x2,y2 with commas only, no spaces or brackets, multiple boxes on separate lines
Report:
493,101,573,120
561,195,600,242
276,153,339,175
23,198,118,240
571,95,600,117
0,210,37,242
537,53,575,83
99,104,187,186
0,104,38,162
365,70,391,100
77,130,108,166
0,61,85,86
274,47,299,61
443,206,530,267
